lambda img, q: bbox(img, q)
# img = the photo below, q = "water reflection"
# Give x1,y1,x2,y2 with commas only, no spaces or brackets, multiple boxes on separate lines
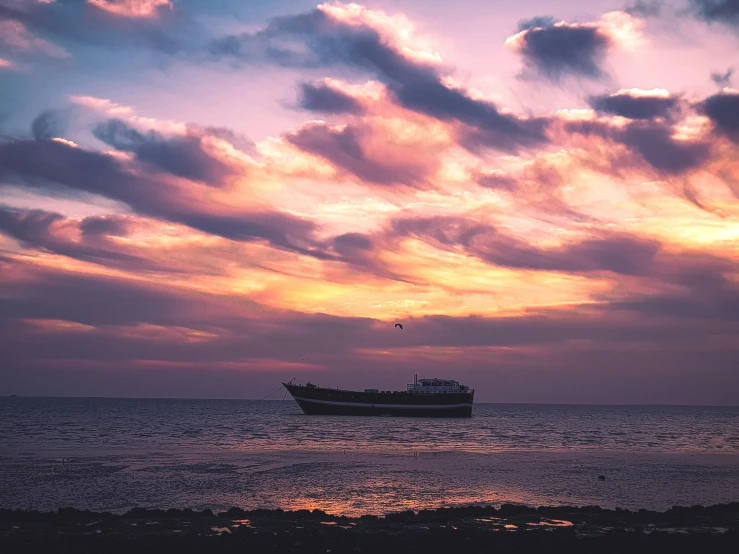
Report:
2,399,738,516
3,399,737,456
526,520,573,527
259,460,538,516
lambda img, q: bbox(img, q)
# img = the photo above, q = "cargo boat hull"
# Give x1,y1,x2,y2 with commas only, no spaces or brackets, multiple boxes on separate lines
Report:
283,383,473,418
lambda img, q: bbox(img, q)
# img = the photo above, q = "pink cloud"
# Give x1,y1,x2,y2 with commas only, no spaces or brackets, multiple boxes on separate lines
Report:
0,19,69,58
87,0,172,19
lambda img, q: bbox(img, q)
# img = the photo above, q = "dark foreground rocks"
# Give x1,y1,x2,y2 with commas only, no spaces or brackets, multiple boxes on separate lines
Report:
1,503,738,554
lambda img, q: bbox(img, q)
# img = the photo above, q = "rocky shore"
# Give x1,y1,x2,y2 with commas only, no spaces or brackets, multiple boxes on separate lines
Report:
2,503,738,553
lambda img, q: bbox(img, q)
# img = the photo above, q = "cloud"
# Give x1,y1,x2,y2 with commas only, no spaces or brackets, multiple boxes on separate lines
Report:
0,260,385,364
0,18,69,59
79,214,131,236
387,214,739,327
333,232,373,251
70,94,256,156
88,0,173,19
390,80,548,152
93,118,239,184
507,11,642,81
588,89,679,120
68,94,135,116
2,257,736,377
1,245,736,403
516,16,557,31
506,19,612,80
285,120,439,187
0,131,331,259
209,2,547,153
0,0,187,53
689,0,739,29
297,80,365,114
473,156,592,222
619,122,711,173
711,67,734,87
390,216,662,276
0,254,731,355
329,231,402,279
208,3,440,79
30,108,69,140
700,89,739,142
475,171,518,191
0,3,737,405
0,262,227,329
625,1,663,17
612,261,739,322
0,205,161,271
565,117,712,174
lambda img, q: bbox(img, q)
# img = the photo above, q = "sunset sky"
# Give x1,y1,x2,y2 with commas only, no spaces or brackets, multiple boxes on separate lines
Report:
1,0,738,404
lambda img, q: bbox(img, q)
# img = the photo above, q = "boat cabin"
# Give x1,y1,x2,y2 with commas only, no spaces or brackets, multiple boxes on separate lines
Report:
406,375,472,393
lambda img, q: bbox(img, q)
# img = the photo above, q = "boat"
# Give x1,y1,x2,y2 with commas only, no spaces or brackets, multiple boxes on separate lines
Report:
282,374,474,418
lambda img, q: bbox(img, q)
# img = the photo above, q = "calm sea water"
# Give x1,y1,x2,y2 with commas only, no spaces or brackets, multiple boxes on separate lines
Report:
1,398,738,515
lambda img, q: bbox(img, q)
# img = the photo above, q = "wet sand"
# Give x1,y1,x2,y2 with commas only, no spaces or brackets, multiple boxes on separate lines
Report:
4,450,738,516
2,503,737,553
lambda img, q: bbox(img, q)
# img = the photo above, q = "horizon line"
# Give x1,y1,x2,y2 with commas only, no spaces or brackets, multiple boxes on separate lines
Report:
2,395,738,408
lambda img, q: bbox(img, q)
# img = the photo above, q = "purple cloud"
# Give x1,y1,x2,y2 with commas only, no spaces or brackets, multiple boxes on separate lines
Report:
0,0,190,54
566,118,711,174
0,131,331,259
93,118,238,184
589,90,679,120
391,216,662,276
286,122,436,187
700,90,739,142
509,19,612,80
690,0,739,30
297,81,365,114
209,5,547,153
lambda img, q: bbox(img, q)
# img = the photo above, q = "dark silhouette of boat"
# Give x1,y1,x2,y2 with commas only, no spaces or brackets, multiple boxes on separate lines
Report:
283,375,474,418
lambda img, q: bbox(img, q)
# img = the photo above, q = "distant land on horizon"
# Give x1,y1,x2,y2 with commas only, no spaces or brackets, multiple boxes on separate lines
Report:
2,394,738,408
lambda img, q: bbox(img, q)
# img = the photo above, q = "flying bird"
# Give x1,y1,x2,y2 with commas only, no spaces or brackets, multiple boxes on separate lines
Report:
395,323,403,330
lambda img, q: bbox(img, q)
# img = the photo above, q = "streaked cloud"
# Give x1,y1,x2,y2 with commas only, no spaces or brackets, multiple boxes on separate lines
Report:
0,132,329,259
0,0,188,53
0,205,162,271
209,2,548,153
92,118,240,184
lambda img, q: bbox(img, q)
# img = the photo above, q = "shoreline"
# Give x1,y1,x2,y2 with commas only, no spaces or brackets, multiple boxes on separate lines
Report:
3,503,738,553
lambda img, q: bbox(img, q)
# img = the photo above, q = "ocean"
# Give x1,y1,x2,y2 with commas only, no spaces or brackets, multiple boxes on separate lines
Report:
1,397,738,516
